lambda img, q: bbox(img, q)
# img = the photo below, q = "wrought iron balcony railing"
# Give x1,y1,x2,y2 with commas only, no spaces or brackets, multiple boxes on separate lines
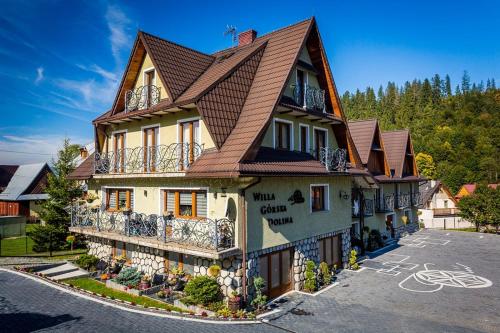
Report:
397,193,411,209
94,143,203,175
125,85,161,112
318,147,347,172
68,204,235,251
292,84,325,111
352,198,374,218
411,192,421,207
375,194,394,213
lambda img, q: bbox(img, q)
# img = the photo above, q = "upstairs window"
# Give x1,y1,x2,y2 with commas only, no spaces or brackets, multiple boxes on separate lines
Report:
106,188,133,211
274,120,293,151
163,189,207,218
299,124,309,153
178,119,200,170
314,128,327,160
142,125,159,172
144,69,156,108
311,184,329,212
112,131,126,173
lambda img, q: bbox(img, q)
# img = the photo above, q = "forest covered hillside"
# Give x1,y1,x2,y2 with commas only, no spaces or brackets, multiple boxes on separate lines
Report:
341,72,500,193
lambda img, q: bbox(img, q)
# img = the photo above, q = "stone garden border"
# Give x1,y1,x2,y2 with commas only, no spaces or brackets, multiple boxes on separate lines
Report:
1,268,261,324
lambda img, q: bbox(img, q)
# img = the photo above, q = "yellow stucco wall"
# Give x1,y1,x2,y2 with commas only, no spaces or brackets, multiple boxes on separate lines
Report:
283,47,321,99
133,53,168,101
245,176,351,252
103,109,216,152
260,115,338,151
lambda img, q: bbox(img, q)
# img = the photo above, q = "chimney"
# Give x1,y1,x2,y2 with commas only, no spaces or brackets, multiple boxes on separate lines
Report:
238,29,257,46
80,147,88,159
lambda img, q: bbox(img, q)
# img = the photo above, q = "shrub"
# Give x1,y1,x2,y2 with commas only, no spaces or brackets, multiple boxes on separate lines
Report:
319,262,331,285
349,250,359,270
303,260,317,292
251,276,267,310
367,229,384,251
208,264,221,277
113,267,142,287
184,275,221,306
216,306,232,318
28,224,67,252
75,254,99,271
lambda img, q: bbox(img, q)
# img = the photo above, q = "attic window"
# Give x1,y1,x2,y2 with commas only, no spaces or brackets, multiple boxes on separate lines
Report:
217,52,235,63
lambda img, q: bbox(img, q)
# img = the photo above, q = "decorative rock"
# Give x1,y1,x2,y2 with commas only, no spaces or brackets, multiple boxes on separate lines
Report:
222,258,231,269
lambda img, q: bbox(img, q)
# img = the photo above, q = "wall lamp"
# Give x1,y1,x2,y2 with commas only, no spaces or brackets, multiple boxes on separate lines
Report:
339,190,350,200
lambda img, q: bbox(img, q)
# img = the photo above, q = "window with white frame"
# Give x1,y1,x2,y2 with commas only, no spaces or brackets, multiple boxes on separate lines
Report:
311,184,329,212
299,124,309,153
274,119,293,151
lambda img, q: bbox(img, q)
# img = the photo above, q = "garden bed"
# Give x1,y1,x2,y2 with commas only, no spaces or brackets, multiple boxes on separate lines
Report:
104,279,163,296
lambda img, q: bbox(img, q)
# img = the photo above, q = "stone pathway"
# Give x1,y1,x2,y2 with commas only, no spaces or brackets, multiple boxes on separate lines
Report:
0,256,61,267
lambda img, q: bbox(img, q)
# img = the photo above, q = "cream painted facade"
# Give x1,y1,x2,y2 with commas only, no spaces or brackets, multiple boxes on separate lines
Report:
246,176,351,252
132,53,168,101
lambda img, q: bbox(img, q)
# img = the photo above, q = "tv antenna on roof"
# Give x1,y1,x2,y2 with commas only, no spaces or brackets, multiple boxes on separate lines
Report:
224,25,237,46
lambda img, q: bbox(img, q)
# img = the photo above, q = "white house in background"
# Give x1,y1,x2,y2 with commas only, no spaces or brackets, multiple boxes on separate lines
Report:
418,180,472,229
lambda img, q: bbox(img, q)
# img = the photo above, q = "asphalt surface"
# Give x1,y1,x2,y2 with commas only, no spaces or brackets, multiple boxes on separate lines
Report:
0,229,498,332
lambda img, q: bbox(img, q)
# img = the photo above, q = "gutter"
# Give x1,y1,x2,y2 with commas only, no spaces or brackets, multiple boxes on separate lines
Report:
239,177,261,304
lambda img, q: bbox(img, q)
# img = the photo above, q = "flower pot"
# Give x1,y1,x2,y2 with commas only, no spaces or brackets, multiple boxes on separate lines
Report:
228,297,241,312
139,281,150,290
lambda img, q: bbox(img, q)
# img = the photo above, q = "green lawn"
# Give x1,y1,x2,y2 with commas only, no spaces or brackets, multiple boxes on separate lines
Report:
62,277,188,312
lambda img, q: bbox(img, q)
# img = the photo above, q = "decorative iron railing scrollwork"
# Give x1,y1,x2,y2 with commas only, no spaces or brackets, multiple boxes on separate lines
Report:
291,84,325,111
68,203,235,251
397,193,412,209
352,198,374,217
94,143,204,174
319,147,347,172
376,194,394,212
411,192,421,207
125,85,161,112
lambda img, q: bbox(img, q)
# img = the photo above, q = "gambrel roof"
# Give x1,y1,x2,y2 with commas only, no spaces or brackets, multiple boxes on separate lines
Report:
93,17,362,177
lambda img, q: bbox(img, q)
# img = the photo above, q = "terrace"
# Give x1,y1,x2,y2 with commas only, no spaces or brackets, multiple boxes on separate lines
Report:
68,203,236,259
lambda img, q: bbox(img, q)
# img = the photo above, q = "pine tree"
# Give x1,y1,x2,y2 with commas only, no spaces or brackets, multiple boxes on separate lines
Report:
461,70,471,93
445,75,452,96
39,139,82,228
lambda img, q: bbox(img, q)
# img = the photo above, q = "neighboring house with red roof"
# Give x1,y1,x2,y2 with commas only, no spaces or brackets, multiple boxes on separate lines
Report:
67,17,386,300
348,120,422,244
455,183,498,201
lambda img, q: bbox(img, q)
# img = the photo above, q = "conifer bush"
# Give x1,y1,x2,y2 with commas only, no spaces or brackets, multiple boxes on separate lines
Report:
184,275,221,306
304,260,317,292
113,267,142,287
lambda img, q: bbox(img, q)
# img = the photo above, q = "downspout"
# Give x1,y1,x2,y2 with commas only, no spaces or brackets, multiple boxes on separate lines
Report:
239,177,261,305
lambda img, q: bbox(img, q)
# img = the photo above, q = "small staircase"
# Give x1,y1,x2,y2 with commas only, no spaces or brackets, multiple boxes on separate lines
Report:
37,262,89,281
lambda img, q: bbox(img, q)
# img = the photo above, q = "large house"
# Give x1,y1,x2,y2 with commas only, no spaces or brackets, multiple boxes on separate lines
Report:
348,120,421,246
68,17,420,300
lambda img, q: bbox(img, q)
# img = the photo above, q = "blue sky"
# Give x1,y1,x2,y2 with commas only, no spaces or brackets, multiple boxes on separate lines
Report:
1,0,498,164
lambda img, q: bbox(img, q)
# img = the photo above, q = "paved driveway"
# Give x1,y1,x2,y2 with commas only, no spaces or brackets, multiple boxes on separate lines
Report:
0,229,498,332
263,229,500,333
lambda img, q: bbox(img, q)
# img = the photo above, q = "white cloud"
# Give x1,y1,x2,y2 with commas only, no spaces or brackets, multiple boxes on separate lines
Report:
54,76,118,111
105,4,131,66
34,66,44,84
77,63,118,82
0,134,91,165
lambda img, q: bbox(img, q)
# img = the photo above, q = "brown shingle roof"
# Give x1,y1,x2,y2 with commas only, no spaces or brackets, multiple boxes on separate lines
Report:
381,130,410,178
67,153,94,180
348,119,378,164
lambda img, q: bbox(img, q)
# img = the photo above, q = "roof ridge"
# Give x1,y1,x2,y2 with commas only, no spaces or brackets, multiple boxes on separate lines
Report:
139,30,214,59
382,129,409,133
348,118,378,123
211,17,314,55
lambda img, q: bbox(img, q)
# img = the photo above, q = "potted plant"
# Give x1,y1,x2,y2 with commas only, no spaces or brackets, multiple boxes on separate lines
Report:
228,290,241,312
139,274,151,290
100,273,109,281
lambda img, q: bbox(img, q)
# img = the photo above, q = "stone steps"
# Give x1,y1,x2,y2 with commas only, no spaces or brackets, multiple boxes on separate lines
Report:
51,269,89,281
37,262,89,281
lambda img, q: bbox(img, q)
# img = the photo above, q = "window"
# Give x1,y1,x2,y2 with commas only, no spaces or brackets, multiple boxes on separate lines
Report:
444,200,448,208
113,241,133,261
106,188,133,211
163,189,207,218
299,124,309,153
144,69,156,108
178,119,200,170
313,128,327,160
164,252,194,275
112,131,126,172
296,69,306,106
311,185,328,212
274,120,292,150
142,125,159,172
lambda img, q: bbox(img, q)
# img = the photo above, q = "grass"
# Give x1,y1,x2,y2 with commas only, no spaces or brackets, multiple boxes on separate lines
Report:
62,277,188,312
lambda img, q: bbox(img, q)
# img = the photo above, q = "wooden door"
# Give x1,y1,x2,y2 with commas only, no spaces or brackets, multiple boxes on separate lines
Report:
145,70,155,108
319,235,342,268
259,248,293,298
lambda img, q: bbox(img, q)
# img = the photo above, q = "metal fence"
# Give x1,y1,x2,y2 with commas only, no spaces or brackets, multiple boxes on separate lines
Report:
69,204,235,251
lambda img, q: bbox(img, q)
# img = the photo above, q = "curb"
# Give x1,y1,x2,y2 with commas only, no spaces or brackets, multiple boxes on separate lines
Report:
0,268,261,325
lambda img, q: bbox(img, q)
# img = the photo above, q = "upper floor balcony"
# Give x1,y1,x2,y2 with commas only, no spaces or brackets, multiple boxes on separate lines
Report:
375,194,394,213
125,85,161,112
318,147,347,173
68,203,236,258
352,198,374,218
396,192,412,209
94,143,203,175
292,84,326,112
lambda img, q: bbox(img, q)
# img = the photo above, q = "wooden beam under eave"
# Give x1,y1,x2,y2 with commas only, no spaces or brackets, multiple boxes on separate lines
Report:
110,119,125,124
152,110,169,115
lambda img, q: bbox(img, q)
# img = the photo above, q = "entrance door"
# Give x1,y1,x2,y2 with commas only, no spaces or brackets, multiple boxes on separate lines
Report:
319,235,342,267
259,248,292,298
386,214,395,238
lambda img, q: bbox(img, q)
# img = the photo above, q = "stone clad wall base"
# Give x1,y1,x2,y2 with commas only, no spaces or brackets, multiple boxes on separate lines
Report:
394,222,420,239
193,257,243,298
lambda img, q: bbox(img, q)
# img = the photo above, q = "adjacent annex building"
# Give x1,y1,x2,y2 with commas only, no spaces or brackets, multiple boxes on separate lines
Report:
68,17,420,299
